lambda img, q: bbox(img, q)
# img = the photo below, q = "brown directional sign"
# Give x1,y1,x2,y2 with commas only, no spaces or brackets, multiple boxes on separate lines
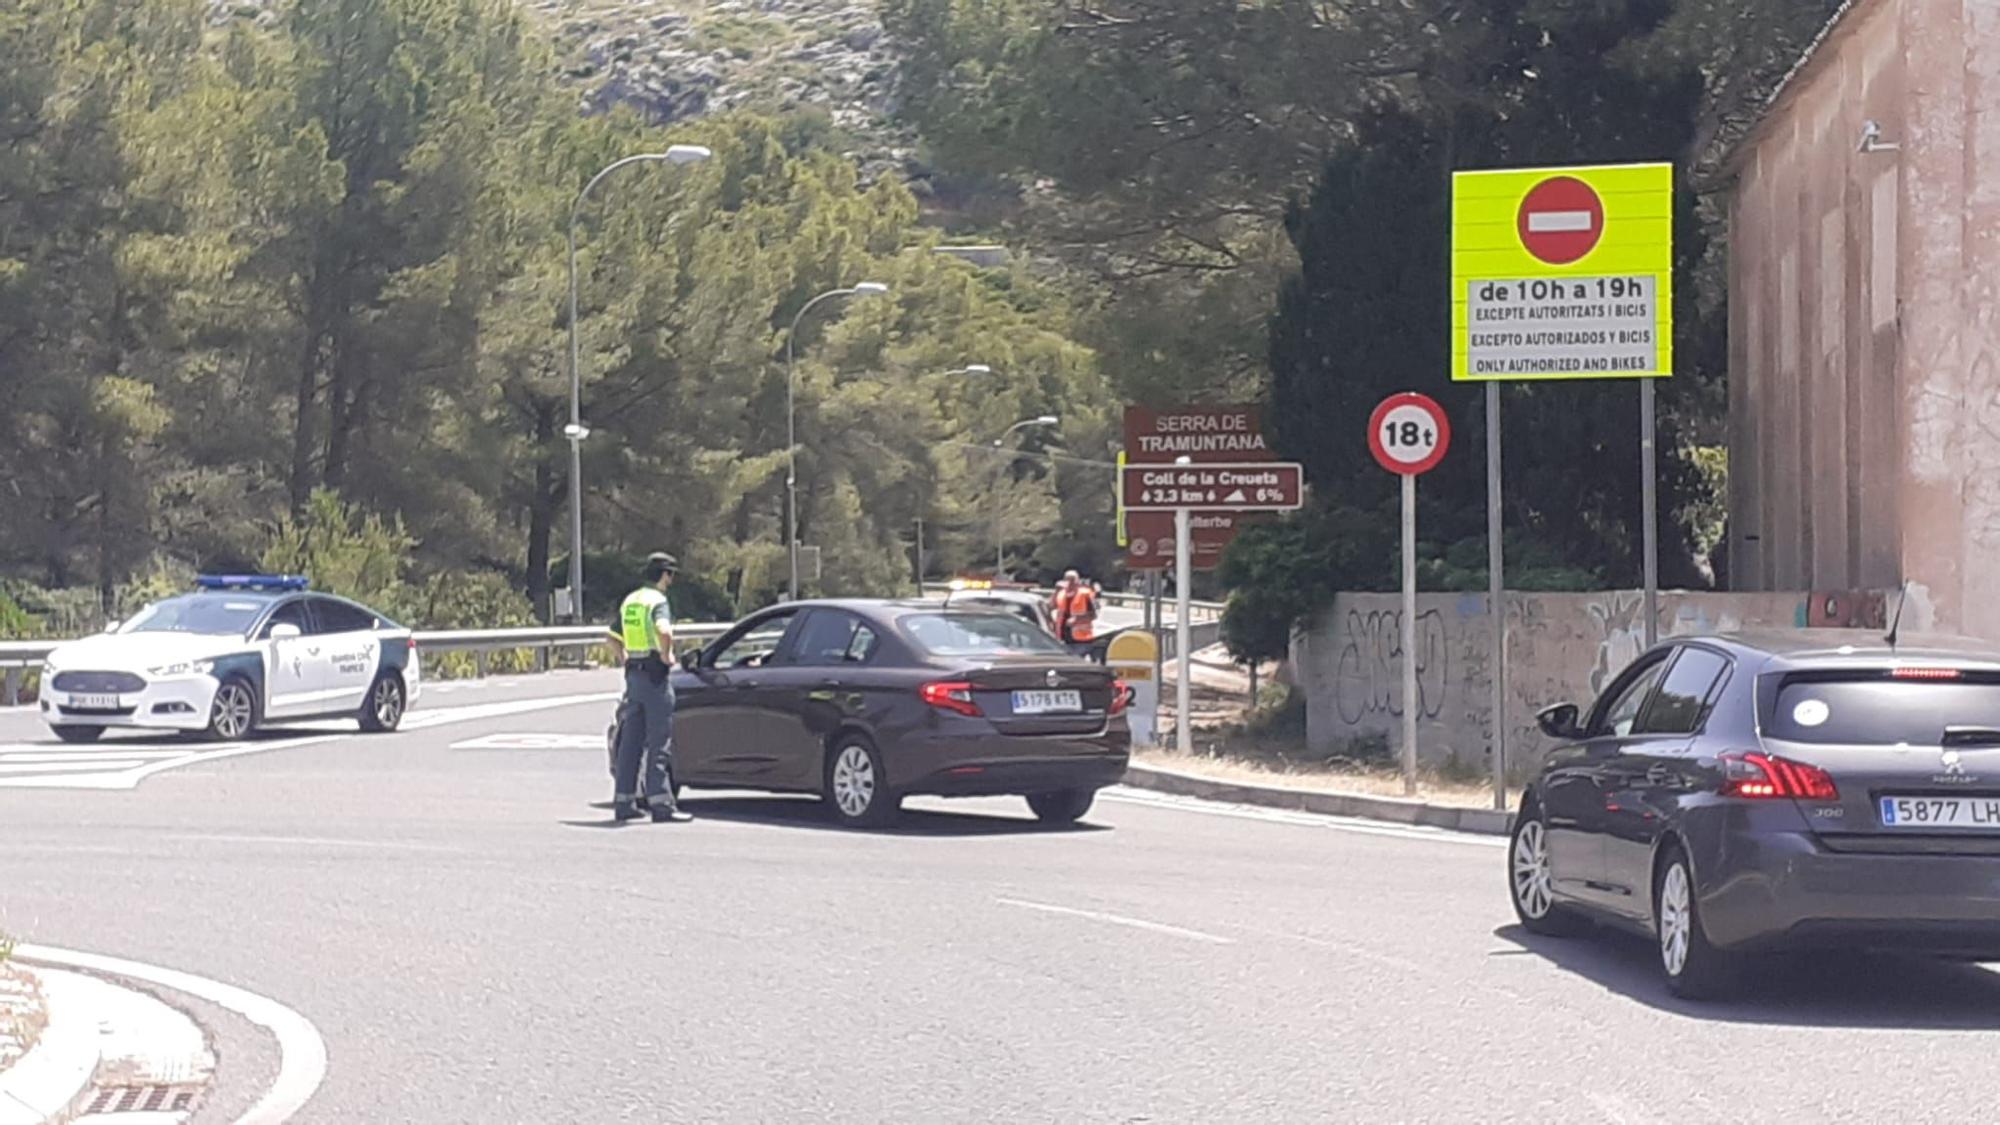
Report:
1123,405,1277,570
1121,463,1305,512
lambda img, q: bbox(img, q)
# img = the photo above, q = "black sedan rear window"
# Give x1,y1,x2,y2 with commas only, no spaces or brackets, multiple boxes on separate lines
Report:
901,613,1068,657
1769,675,2000,745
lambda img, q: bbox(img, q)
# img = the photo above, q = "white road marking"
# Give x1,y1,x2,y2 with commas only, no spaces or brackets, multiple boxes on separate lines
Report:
400,693,617,730
0,749,193,763
1527,209,1594,232
0,759,156,773
1100,786,1508,848
15,944,327,1125
451,732,603,750
996,896,1235,945
0,693,617,790
164,833,469,854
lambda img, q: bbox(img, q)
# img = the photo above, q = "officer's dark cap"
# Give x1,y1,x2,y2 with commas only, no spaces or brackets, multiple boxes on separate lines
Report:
644,552,680,581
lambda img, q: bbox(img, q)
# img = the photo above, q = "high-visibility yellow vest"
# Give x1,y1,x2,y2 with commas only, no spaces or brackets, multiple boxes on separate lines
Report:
620,587,669,654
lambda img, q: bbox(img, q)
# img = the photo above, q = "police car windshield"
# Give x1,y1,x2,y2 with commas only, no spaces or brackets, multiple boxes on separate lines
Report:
902,613,1067,657
121,594,269,637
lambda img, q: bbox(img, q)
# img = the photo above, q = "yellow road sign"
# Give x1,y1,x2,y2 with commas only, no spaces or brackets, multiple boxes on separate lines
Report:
1451,162,1673,382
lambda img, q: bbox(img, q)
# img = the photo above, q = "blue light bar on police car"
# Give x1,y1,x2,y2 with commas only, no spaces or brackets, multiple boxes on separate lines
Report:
195,574,310,591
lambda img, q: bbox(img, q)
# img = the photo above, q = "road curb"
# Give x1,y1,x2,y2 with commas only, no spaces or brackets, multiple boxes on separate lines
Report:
0,967,102,1125
1123,762,1516,836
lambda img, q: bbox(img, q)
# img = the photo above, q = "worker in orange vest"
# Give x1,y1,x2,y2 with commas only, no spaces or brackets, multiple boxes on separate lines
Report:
1053,569,1099,658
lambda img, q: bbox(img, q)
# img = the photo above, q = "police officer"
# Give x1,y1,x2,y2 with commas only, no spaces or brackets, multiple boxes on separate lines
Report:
609,552,690,823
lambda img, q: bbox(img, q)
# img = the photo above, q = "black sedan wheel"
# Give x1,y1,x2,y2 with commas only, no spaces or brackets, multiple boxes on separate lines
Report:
1026,788,1096,824
1509,803,1586,936
825,735,898,828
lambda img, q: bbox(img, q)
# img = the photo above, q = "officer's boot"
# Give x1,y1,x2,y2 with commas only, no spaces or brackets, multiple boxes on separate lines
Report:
612,795,645,822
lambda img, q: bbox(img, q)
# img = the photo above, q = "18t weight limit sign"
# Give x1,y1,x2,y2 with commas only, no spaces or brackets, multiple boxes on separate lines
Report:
1368,393,1451,476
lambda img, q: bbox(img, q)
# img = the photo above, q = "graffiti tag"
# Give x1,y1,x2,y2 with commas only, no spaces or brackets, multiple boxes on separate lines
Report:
1335,608,1449,724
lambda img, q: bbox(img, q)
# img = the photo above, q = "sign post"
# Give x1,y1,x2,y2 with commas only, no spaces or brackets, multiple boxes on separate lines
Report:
1175,503,1192,753
1486,382,1505,810
1452,161,1674,805
1369,393,1451,796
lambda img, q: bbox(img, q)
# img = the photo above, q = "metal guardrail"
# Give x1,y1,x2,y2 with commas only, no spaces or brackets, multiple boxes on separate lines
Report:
0,624,735,707
0,591,1227,706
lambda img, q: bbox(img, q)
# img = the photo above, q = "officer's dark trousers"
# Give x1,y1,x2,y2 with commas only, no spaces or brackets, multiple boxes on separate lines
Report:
613,662,675,803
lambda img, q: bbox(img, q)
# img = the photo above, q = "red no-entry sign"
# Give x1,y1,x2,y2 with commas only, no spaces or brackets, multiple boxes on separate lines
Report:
1517,176,1604,265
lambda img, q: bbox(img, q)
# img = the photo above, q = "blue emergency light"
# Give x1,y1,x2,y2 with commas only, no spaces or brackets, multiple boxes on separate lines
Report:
195,574,310,591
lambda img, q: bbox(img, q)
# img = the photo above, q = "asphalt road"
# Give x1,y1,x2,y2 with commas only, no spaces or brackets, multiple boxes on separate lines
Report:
7,674,2000,1123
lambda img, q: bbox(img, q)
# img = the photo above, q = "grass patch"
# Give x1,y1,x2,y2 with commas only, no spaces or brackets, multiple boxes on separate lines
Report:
688,13,792,58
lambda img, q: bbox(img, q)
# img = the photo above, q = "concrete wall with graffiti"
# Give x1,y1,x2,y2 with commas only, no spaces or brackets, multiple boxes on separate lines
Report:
1293,588,1906,779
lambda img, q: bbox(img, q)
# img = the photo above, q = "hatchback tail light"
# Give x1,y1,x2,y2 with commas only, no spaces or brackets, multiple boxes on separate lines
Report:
920,680,981,717
1719,750,1839,801
1109,679,1133,717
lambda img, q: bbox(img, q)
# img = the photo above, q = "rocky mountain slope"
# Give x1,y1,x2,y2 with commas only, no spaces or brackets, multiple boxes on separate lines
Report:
526,0,917,180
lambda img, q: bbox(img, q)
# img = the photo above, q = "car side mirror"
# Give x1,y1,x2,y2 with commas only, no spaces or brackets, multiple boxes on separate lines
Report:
100,619,121,634
1536,702,1584,740
269,623,302,640
678,647,701,671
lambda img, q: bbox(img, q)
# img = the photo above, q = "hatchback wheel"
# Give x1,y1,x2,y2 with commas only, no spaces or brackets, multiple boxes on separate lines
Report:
825,736,898,828
206,678,258,742
359,673,406,733
1509,804,1586,936
1656,845,1736,1000
1026,788,1096,824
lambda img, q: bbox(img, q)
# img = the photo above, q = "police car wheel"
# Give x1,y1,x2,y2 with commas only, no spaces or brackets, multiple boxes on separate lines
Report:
206,678,259,741
359,673,406,733
51,725,103,745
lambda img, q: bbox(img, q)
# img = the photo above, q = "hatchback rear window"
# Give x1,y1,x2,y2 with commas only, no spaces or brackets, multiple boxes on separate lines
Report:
1768,673,2000,745
901,613,1068,657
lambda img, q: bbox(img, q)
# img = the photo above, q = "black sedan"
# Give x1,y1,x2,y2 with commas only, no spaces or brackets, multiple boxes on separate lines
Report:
670,600,1132,827
1510,630,2000,998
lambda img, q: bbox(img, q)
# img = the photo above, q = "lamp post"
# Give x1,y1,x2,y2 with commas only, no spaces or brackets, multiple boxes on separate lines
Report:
990,414,1060,578
565,143,710,623
785,282,890,600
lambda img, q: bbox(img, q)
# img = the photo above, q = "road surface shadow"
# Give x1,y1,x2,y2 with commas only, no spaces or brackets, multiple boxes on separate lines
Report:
668,794,1109,837
1495,923,2000,1030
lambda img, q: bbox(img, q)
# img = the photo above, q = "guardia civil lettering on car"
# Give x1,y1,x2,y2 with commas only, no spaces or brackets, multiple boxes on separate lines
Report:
38,575,421,743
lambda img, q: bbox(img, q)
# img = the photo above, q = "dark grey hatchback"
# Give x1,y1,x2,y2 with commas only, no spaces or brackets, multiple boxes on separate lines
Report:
1510,630,2000,998
670,600,1132,828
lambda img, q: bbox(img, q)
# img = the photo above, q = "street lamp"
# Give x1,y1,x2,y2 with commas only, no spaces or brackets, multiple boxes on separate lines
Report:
564,144,712,623
991,414,1060,577
786,282,891,600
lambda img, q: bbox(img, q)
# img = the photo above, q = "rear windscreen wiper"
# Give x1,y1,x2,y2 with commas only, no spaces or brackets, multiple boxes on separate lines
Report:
1942,726,2000,747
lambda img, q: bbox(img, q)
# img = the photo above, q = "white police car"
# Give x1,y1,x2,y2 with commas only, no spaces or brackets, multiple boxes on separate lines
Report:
40,576,422,743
